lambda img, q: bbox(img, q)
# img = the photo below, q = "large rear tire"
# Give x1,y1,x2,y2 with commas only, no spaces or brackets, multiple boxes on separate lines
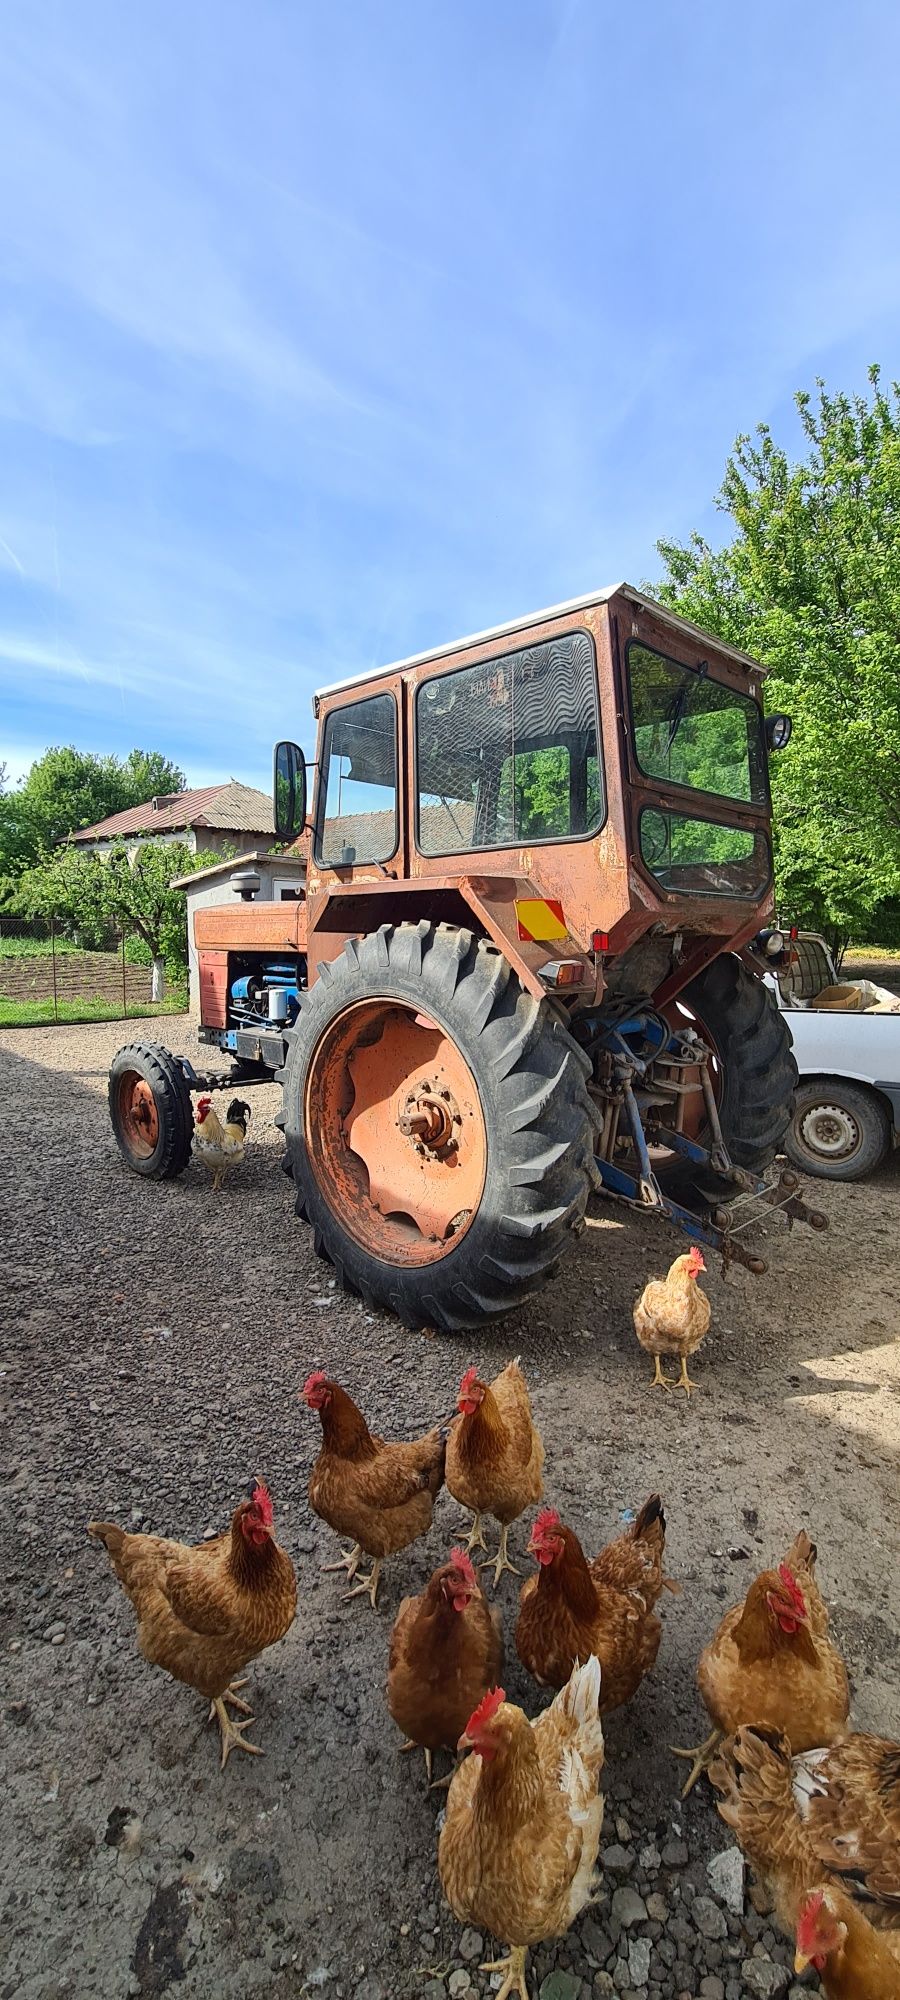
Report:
279,921,599,1331
683,955,797,1171
108,1041,194,1179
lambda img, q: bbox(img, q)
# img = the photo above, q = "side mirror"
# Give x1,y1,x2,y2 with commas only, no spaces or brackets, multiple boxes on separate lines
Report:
273,741,307,842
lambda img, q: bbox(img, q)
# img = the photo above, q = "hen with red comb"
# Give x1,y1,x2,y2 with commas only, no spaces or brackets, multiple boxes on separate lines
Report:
793,1884,900,1992
518,1495,674,1710
301,1372,445,1609
387,1549,502,1785
439,1655,605,2000
632,1248,711,1393
87,1481,296,1768
446,1359,544,1587
673,1529,849,1796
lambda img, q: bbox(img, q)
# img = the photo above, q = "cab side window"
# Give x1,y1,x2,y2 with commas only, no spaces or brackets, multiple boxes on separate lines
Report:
316,694,398,866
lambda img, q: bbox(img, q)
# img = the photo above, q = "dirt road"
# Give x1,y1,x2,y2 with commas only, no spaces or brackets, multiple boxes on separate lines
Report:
2,1017,898,2000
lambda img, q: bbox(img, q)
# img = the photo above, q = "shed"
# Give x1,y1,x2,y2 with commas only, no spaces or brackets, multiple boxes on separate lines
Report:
171,850,306,1013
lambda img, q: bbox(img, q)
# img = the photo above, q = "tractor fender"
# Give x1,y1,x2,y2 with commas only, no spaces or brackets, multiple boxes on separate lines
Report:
304,874,599,1001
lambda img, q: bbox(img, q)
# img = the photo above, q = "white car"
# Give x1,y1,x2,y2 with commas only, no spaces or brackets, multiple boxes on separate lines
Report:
756,931,900,1179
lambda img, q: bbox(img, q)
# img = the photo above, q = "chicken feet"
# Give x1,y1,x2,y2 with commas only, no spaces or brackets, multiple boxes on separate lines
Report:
343,1556,382,1609
399,1740,453,1788
673,1356,700,1395
480,1524,519,1589
671,1725,723,1796
461,1511,489,1555
479,1945,532,2000
323,1541,364,1581
650,1355,675,1390
209,1678,253,1718
210,1692,264,1768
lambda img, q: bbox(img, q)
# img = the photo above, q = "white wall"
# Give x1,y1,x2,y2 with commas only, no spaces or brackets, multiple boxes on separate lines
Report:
182,858,305,1013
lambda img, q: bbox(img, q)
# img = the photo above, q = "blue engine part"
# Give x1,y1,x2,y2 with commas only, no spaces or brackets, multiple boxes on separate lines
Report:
229,959,303,1028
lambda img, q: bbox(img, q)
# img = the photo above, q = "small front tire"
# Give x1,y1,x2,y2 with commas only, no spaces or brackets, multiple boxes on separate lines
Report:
108,1041,195,1179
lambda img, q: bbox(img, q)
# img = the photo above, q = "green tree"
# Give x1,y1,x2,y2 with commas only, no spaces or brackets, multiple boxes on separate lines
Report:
655,367,900,953
19,839,217,1000
0,745,185,885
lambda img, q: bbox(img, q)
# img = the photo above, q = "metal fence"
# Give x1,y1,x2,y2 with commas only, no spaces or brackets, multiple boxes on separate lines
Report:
0,915,155,1022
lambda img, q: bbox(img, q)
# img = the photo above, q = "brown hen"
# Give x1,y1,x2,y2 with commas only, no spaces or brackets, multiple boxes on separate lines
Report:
445,1360,544,1586
710,1725,900,1950
88,1480,297,1766
438,1657,605,2000
794,1886,900,1997
633,1246,711,1392
387,1547,502,1784
515,1495,676,1709
674,1533,849,1794
301,1372,445,1608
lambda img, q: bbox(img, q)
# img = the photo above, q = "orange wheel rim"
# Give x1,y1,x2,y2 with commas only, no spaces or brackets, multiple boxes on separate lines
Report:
117,1073,159,1158
305,1000,487,1266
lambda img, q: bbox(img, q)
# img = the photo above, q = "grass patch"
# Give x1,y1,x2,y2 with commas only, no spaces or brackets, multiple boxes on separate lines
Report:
0,994,188,1028
844,944,900,963
0,934,85,957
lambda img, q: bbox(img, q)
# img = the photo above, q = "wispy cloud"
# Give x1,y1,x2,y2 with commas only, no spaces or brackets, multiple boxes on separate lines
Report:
2,0,900,790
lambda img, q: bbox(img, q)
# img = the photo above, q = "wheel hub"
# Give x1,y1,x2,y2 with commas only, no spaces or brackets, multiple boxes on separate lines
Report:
397,1081,460,1157
799,1102,860,1159
118,1073,159,1158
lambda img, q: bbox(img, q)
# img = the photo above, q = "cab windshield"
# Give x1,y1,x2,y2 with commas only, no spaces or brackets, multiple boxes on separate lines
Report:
627,641,767,807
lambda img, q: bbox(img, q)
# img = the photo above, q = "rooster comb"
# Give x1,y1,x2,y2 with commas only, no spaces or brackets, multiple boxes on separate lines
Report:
796,1889,826,1948
448,1548,477,1589
246,1478,273,1525
465,1686,505,1737
458,1365,480,1396
302,1370,329,1396
777,1564,806,1617
533,1506,562,1538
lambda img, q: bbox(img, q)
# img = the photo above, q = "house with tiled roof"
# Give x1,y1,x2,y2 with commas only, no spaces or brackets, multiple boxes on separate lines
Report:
69,781,274,860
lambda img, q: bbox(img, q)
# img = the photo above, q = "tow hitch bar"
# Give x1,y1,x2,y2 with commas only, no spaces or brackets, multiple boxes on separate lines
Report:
589,1019,829,1275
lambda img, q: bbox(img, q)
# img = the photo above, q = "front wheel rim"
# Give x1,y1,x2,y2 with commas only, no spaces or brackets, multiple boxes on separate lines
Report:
116,1072,160,1159
304,998,487,1266
797,1101,861,1162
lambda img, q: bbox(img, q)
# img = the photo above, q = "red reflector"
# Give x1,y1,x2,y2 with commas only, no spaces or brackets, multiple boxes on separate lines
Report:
789,925,799,940
591,930,609,953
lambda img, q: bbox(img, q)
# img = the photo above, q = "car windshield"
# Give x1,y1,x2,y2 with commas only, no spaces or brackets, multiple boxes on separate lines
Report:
628,641,767,806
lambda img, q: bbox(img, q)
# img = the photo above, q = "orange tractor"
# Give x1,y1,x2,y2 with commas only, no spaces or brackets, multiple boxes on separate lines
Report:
109,584,824,1328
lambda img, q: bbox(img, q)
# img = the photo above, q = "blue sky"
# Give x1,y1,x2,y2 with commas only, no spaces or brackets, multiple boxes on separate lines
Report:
2,0,900,794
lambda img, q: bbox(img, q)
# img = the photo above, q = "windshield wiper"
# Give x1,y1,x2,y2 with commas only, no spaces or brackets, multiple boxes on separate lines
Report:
664,659,708,755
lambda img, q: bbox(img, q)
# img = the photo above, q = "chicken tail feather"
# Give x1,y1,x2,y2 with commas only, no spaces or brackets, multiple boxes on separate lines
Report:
555,1653,604,1734
632,1493,665,1540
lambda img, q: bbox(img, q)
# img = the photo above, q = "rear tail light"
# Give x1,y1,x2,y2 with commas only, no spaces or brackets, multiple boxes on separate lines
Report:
539,959,589,989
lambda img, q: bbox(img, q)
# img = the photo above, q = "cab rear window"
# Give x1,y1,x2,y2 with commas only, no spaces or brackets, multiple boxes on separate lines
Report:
415,631,603,855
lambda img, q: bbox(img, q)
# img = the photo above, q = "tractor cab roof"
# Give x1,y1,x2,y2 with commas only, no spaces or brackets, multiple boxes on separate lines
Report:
314,582,767,707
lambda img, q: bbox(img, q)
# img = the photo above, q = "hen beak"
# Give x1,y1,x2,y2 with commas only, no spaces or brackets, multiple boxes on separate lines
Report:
457,1729,474,1753
793,1951,811,1975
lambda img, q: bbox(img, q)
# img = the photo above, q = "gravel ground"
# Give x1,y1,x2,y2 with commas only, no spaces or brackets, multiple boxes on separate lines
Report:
2,1014,899,2000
